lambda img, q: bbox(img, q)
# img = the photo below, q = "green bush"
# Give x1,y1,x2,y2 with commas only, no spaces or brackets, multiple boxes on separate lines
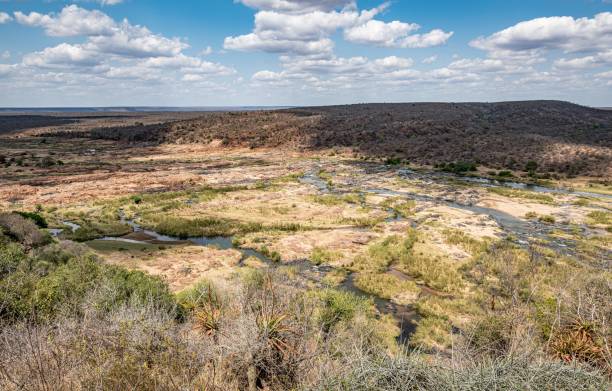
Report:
525,160,538,172
385,157,402,165
0,236,177,322
0,243,26,278
15,211,48,228
440,162,478,174
318,289,370,331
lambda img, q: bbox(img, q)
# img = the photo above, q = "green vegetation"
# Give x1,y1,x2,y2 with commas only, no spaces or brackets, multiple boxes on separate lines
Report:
354,272,419,301
381,198,416,218
311,246,342,265
0,237,175,322
443,228,490,256
15,211,48,228
525,160,538,172
487,187,556,204
437,161,478,174
586,210,610,226
312,193,362,206
538,214,556,224
385,157,402,165
316,289,372,331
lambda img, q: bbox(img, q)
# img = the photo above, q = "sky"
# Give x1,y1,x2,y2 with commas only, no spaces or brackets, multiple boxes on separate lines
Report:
0,0,611,107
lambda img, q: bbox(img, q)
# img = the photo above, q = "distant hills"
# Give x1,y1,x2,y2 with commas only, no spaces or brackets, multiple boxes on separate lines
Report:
20,100,612,176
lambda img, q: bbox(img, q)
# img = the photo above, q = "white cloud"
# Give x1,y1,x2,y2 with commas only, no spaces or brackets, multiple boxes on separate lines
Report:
85,23,187,58
238,0,353,13
0,12,12,24
23,43,101,68
225,6,377,54
1,51,9,60
15,5,188,58
344,20,452,48
11,4,236,89
373,56,413,69
448,57,530,74
226,2,450,55
201,46,213,55
554,50,612,69
471,12,612,54
0,64,16,77
422,55,437,64
99,0,124,5
14,5,116,37
225,34,335,55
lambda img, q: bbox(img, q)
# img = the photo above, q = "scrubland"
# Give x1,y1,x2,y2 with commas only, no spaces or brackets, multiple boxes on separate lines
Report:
0,109,610,389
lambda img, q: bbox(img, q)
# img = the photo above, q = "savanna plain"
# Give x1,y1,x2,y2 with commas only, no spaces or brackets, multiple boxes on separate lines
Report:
0,102,610,390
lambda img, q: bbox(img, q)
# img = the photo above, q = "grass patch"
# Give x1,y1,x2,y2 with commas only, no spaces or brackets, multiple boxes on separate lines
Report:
487,187,556,204
311,247,342,265
311,193,362,206
353,272,419,302
322,268,349,287
443,229,490,256
586,211,610,226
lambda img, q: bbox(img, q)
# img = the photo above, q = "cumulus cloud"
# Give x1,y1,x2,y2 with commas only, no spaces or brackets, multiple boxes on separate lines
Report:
447,57,530,74
238,0,353,13
14,6,115,37
422,55,437,64
23,43,102,68
344,20,453,48
11,4,235,88
250,53,483,91
226,2,450,55
225,6,378,54
14,5,187,58
554,50,612,69
0,12,12,24
471,12,612,54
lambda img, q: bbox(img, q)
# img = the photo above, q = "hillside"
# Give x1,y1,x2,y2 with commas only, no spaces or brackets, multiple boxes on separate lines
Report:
34,100,612,176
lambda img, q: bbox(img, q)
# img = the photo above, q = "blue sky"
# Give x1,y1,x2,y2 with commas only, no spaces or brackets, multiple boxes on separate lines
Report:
0,0,611,107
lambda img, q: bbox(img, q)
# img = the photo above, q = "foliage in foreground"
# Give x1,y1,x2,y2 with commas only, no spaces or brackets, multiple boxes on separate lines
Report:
0,214,609,390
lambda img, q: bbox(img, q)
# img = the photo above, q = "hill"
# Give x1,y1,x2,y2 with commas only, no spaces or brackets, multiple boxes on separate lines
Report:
34,100,612,176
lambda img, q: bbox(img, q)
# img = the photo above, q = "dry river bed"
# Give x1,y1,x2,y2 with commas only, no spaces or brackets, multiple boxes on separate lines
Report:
1,142,610,347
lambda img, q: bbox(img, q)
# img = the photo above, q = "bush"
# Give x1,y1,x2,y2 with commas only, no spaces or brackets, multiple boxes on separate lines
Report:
0,243,26,278
37,156,56,168
0,213,50,248
385,157,402,165
318,289,370,331
440,161,478,174
15,211,48,228
0,238,177,322
525,160,538,172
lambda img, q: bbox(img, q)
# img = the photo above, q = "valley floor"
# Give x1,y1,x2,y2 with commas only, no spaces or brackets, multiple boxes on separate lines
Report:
0,135,610,388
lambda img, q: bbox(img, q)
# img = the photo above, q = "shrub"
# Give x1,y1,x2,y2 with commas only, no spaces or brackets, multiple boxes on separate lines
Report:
538,215,556,224
353,272,419,302
440,161,478,174
0,213,50,248
385,157,402,165
15,211,48,228
318,289,370,331
0,243,25,278
37,156,56,168
525,160,538,172
311,247,341,265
